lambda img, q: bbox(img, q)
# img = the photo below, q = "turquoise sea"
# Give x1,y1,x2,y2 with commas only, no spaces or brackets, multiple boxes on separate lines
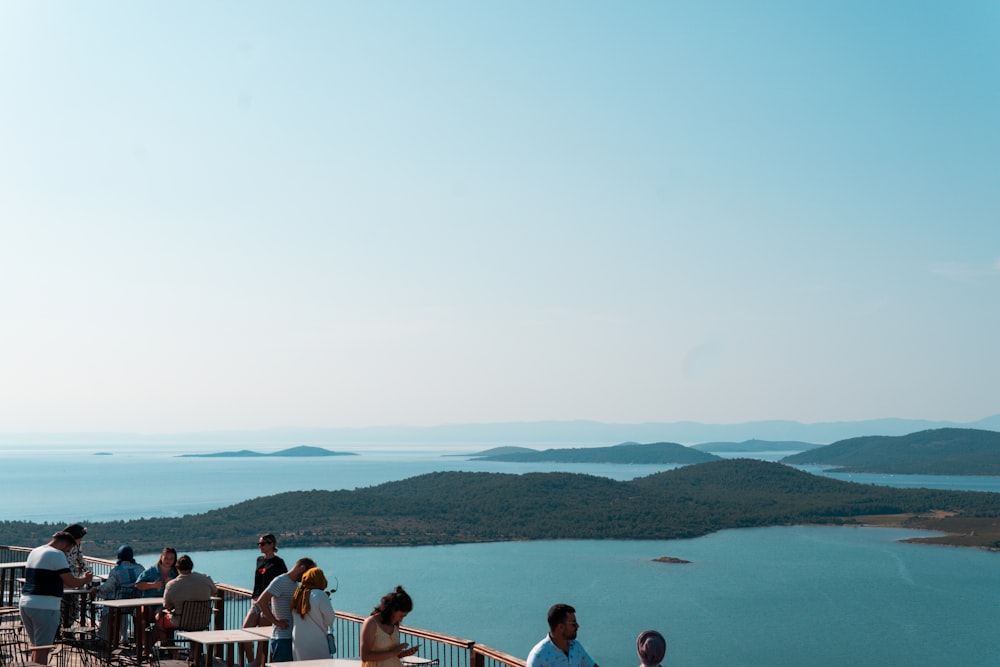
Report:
3,446,1000,665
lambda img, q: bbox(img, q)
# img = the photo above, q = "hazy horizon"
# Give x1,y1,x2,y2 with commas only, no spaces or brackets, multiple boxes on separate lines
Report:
2,2,997,434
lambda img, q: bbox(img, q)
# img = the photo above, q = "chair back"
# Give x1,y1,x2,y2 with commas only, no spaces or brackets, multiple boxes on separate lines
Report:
175,599,214,632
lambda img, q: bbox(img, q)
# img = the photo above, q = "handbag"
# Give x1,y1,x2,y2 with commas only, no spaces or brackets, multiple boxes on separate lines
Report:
326,630,337,656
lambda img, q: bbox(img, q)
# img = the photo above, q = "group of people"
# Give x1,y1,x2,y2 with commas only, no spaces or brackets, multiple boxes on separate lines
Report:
242,533,420,667
19,528,665,667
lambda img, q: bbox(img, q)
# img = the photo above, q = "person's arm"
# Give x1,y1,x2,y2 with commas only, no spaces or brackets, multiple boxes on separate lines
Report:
97,569,118,597
359,617,417,662
135,568,162,592
60,570,93,589
316,591,335,627
257,590,284,628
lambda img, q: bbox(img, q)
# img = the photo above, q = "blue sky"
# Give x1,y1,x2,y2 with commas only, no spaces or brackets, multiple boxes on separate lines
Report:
1,2,998,433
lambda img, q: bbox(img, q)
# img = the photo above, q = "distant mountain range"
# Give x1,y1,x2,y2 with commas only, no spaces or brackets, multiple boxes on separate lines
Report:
468,442,719,464
2,415,998,447
782,428,1000,475
179,445,354,458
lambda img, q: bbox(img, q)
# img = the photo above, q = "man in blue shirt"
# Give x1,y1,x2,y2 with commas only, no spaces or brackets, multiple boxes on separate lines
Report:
526,603,599,667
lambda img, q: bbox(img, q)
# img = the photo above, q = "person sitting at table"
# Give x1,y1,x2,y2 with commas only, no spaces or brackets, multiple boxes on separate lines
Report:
135,547,177,628
290,567,335,661
97,545,145,641
154,555,217,637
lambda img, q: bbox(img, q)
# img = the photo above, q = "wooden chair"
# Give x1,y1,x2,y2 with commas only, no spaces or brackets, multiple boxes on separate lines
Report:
151,600,213,667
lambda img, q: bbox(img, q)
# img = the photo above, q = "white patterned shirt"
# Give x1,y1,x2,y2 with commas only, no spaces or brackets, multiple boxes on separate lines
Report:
526,634,596,667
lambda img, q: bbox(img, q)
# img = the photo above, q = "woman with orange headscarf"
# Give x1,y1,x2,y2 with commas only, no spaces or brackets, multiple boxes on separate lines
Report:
291,567,335,661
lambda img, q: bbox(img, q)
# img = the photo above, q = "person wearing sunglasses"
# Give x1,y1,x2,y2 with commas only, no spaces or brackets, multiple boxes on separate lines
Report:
242,534,288,667
526,603,599,667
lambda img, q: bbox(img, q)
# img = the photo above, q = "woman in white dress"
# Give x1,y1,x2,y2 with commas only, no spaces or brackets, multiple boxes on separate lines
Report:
291,567,336,661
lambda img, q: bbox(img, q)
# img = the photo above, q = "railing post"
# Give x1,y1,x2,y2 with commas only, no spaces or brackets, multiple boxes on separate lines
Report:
215,593,226,630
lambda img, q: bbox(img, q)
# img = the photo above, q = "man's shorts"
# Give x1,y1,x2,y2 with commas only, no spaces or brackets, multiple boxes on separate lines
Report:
20,607,60,648
269,637,293,663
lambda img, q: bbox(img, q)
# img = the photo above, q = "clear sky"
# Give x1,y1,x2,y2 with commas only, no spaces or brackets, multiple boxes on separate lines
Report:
1,1,998,433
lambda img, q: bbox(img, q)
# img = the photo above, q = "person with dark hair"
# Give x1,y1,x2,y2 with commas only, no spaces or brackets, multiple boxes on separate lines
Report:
135,546,178,643
136,547,178,599
242,534,287,667
257,557,317,663
154,555,217,634
291,567,335,660
526,603,599,667
61,524,91,578
97,545,145,641
360,586,420,666
636,629,666,667
19,532,94,664
61,524,92,627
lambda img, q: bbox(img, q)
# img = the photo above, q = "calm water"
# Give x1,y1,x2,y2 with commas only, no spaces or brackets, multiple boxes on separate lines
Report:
4,447,1000,665
139,528,999,667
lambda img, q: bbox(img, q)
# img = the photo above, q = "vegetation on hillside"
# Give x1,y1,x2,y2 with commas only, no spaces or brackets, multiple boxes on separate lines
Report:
782,428,1000,474
4,459,1000,557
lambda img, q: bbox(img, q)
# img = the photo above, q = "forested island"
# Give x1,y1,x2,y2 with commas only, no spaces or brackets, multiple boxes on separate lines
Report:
782,428,1000,475
4,459,1000,558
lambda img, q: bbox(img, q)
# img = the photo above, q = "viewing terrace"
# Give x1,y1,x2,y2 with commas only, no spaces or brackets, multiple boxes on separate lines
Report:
1,546,525,667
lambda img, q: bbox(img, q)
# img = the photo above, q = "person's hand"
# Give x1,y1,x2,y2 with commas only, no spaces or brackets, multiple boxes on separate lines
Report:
275,619,289,630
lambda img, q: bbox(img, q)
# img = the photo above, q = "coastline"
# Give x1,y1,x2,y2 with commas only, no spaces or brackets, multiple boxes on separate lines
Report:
849,512,1000,551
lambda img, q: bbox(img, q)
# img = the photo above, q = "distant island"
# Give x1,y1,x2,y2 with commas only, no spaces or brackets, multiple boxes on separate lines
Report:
782,428,1000,475
179,445,356,458
467,441,719,464
6,458,1000,556
691,439,822,453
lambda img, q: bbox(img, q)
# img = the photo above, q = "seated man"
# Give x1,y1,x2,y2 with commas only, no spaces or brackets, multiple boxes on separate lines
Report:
152,555,217,651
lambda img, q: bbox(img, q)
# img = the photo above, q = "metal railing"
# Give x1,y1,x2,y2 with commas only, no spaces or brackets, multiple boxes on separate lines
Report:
1,546,525,667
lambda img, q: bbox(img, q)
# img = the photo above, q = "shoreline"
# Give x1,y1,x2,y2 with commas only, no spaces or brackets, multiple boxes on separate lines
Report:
848,512,1000,551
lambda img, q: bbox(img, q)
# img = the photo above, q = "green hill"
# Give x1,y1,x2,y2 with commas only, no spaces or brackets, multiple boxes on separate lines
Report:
469,441,719,464
781,428,1000,474
5,458,1000,556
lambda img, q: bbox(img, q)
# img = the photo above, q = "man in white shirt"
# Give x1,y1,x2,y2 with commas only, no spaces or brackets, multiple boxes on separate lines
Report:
526,603,599,667
256,557,317,663
19,532,94,664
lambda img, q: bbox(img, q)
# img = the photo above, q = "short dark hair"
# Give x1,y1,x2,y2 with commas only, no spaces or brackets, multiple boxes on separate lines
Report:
295,558,317,570
176,555,194,572
62,524,87,540
50,531,76,548
547,603,576,631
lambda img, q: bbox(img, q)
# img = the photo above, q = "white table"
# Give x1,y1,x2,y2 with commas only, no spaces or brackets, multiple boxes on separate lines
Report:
94,596,164,665
177,629,269,667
